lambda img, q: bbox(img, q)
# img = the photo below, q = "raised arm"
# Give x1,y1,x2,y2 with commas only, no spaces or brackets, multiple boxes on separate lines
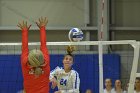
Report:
36,17,49,63
17,21,31,64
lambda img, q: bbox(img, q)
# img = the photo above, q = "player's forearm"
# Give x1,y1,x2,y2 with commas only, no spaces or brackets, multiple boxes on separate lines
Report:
40,26,49,52
21,28,28,54
40,26,47,49
21,28,29,65
40,26,50,63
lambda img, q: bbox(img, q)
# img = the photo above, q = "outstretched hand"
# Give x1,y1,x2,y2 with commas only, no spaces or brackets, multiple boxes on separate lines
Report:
17,21,31,30
36,17,48,28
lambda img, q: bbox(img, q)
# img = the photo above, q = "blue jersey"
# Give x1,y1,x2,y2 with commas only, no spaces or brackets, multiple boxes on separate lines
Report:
50,66,80,93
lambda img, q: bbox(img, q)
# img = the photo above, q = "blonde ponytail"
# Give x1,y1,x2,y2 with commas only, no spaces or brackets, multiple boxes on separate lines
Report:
66,45,76,56
34,67,43,76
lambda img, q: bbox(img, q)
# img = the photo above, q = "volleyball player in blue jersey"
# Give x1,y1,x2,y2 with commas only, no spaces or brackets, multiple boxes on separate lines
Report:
50,46,80,93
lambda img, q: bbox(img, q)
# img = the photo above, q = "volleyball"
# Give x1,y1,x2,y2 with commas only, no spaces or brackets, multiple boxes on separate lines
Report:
68,28,83,42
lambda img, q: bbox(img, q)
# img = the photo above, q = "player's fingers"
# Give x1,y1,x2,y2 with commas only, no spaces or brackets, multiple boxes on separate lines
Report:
39,18,41,23
22,21,24,25
17,25,22,29
17,23,23,29
44,17,47,22
41,16,43,22
25,21,27,26
28,24,32,30
44,17,48,25
23,21,26,27
17,23,21,27
36,22,40,27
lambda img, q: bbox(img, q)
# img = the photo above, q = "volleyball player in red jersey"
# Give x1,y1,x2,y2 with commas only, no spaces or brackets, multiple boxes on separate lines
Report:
17,17,50,93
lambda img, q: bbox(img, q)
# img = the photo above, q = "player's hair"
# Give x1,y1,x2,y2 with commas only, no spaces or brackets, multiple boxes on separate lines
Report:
123,82,129,91
135,77,140,90
65,45,76,57
28,49,44,76
136,77,140,81
105,78,112,82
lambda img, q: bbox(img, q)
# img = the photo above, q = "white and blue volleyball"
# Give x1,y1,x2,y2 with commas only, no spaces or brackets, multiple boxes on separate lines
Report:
68,28,83,42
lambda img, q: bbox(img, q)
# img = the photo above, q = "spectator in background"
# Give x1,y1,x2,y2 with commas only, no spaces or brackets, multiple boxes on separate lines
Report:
134,77,140,93
123,82,129,93
104,78,113,93
112,79,124,93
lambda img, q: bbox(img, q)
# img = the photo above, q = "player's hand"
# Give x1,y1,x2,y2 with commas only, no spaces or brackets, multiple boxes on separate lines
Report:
17,21,31,30
51,78,57,89
36,17,48,28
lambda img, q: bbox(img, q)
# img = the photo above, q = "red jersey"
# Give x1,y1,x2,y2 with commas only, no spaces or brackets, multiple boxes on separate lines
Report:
21,26,50,93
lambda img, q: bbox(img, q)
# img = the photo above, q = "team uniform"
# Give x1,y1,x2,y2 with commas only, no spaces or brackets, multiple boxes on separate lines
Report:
123,91,127,93
50,66,80,93
21,26,50,93
111,88,125,93
134,91,140,93
104,88,114,93
123,90,140,93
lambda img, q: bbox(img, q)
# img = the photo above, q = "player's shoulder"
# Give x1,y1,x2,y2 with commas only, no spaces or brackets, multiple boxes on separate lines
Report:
71,69,79,75
53,66,63,71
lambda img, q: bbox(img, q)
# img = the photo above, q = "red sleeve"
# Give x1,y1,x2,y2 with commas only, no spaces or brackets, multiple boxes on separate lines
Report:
21,28,29,65
40,26,50,65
